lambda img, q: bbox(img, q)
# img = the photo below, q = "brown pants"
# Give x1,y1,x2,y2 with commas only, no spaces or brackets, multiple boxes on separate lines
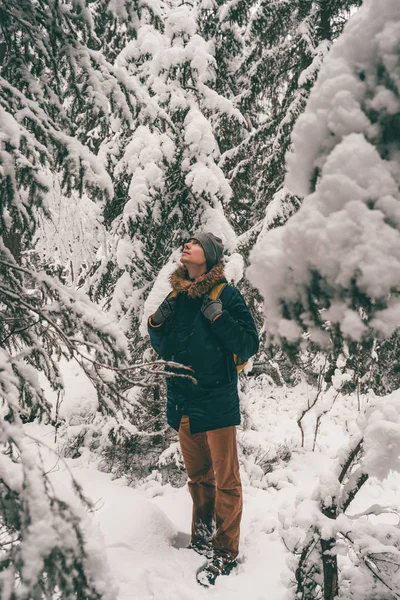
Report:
178,415,242,559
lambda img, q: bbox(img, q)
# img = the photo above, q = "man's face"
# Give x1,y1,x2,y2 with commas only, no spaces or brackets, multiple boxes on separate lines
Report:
181,239,207,268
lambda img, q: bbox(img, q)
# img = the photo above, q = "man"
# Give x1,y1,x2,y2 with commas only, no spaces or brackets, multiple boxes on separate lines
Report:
147,232,259,586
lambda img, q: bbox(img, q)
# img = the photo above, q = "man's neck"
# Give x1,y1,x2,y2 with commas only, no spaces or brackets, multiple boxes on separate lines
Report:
186,264,207,280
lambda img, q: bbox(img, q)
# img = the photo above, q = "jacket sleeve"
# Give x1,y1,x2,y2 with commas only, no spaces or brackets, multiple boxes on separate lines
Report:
210,286,259,361
147,315,167,355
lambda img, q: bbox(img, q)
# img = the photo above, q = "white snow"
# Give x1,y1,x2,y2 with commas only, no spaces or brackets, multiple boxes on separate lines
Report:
22,368,400,600
362,390,400,480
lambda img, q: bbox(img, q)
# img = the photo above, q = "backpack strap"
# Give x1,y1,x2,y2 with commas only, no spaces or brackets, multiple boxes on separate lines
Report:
209,282,227,300
210,283,248,373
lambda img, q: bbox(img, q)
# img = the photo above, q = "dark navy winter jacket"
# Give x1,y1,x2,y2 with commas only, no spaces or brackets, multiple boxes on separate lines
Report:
147,265,259,434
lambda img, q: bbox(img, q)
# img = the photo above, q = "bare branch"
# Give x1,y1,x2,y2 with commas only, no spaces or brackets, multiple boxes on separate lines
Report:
338,438,364,484
297,361,327,448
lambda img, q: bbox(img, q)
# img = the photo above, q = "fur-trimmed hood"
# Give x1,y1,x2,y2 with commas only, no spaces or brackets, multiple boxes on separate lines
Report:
170,263,226,299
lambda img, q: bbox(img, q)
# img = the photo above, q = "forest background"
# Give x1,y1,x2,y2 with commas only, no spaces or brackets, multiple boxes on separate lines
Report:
1,0,400,598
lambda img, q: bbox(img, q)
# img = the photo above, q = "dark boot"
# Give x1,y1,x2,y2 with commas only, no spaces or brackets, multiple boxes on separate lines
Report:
196,553,237,587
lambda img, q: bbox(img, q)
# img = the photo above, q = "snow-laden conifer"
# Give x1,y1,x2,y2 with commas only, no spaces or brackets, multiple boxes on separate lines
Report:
0,0,192,595
93,0,240,336
248,0,400,349
228,0,362,234
249,2,400,597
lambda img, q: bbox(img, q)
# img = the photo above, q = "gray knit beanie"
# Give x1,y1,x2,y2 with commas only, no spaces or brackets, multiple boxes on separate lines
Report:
190,232,224,271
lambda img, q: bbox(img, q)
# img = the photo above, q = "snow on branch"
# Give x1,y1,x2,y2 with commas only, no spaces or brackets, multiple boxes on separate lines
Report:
248,0,400,349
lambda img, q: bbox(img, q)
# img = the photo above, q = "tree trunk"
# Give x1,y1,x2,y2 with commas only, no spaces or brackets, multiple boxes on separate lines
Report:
318,0,332,41
321,502,339,599
321,537,339,600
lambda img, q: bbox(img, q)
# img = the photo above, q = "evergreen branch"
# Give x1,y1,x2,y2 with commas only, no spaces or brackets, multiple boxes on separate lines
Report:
0,285,73,349
0,318,40,346
181,85,201,96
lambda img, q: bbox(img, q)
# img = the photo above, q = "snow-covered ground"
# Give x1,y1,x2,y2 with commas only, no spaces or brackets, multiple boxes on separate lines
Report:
32,363,400,599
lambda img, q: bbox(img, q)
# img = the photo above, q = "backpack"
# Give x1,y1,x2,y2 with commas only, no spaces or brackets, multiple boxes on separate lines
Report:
170,282,248,373
209,282,248,373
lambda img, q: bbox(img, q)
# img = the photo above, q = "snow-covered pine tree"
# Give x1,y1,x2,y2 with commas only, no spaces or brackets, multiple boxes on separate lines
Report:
227,0,363,235
29,0,166,288
93,0,241,328
1,0,164,286
205,1,363,388
196,0,253,171
86,0,244,476
0,245,129,598
0,0,174,595
0,0,164,399
249,1,400,597
248,0,400,352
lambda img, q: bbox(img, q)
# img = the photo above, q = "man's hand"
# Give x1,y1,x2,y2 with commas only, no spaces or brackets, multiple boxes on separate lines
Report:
151,295,177,325
201,295,223,322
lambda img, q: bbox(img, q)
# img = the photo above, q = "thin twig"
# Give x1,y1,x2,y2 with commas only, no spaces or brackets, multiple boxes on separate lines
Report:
312,391,339,452
297,364,326,448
